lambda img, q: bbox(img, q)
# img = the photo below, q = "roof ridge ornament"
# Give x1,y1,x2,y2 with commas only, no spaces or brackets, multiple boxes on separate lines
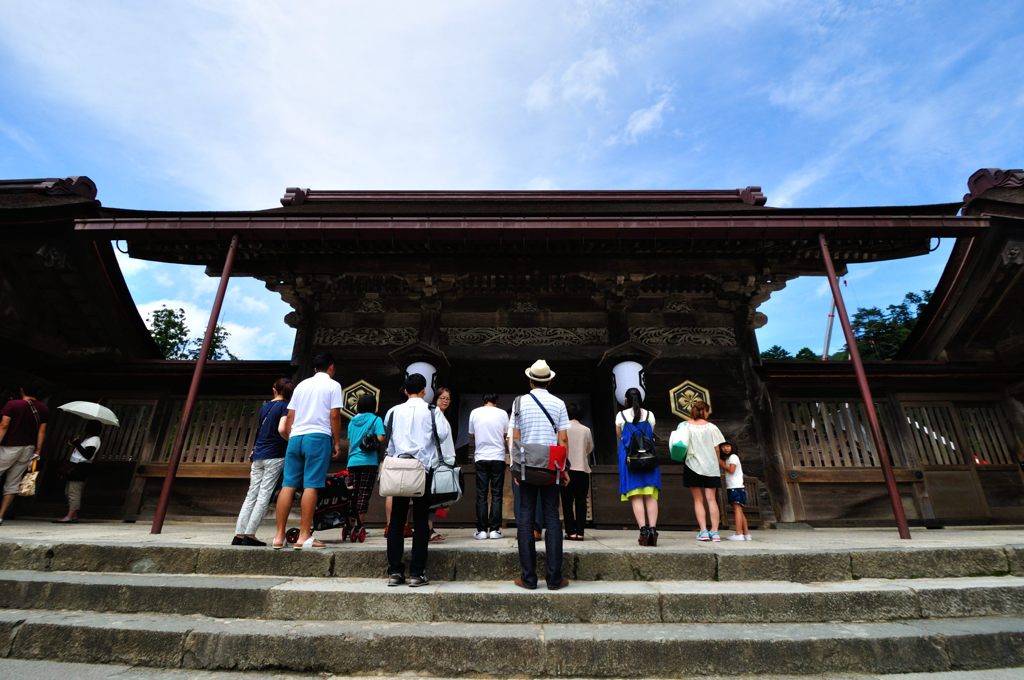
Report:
280,187,309,206
963,168,1024,208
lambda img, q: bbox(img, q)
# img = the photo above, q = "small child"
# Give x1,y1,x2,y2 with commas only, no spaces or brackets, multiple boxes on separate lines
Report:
718,441,751,541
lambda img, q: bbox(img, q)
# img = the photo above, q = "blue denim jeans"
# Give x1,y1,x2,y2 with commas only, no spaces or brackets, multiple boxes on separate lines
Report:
515,481,563,588
512,480,543,532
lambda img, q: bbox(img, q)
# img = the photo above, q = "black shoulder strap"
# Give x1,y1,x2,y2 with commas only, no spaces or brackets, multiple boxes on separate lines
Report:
528,393,557,434
428,404,443,468
383,412,394,455
621,410,637,436
26,400,41,427
74,440,98,463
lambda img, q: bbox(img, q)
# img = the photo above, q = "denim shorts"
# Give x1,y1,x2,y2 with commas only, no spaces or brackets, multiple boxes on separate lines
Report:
727,488,747,506
282,433,332,489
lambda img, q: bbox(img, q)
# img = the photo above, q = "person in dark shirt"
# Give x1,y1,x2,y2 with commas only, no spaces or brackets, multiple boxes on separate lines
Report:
0,383,48,525
232,378,292,546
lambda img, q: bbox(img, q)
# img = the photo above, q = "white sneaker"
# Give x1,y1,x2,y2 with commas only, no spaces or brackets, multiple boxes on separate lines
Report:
473,531,488,540
744,534,753,541
488,529,503,539
726,534,746,541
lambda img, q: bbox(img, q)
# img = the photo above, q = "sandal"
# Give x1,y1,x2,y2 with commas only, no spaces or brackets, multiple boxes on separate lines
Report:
295,537,326,550
429,531,446,543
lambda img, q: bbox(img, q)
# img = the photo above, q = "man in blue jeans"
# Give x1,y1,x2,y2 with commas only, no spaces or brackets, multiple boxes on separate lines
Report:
272,352,343,550
512,360,570,590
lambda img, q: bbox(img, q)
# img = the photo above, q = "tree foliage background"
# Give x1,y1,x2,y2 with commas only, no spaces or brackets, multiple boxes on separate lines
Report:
760,290,932,361
146,306,237,360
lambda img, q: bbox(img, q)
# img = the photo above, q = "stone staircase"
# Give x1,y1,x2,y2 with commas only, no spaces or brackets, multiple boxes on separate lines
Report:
0,537,1022,676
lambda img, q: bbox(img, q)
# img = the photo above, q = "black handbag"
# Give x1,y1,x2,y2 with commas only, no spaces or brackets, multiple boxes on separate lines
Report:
359,417,382,452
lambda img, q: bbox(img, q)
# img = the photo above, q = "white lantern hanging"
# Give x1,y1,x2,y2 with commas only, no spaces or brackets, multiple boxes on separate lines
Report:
405,361,437,403
612,360,646,406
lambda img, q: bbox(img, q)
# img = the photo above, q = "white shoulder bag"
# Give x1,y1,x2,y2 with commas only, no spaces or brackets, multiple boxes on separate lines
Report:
377,412,426,497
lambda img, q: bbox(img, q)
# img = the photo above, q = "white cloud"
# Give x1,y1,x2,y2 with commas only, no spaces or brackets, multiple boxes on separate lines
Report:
0,119,37,156
611,91,672,144
561,48,617,106
234,293,270,314
525,72,555,112
113,247,150,276
153,272,175,287
526,176,557,190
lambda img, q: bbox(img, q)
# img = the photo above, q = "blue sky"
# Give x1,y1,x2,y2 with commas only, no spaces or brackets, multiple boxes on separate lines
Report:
2,1,1022,359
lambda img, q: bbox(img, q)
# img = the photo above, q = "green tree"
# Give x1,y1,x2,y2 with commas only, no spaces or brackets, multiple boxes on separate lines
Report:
845,290,932,360
147,306,191,359
794,347,819,360
187,325,237,361
760,344,792,360
146,305,236,360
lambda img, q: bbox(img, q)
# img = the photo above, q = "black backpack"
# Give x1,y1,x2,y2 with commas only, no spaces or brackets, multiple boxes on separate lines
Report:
623,411,658,472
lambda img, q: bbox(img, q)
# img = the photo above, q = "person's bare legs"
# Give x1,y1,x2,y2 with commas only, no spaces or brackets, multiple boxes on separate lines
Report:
643,495,658,528
690,487,707,531
273,487,296,546
297,488,318,544
0,493,16,521
629,495,647,528
703,488,720,533
734,504,749,535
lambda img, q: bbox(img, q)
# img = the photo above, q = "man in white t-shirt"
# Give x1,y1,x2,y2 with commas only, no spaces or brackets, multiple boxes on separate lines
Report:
468,393,509,539
272,351,343,550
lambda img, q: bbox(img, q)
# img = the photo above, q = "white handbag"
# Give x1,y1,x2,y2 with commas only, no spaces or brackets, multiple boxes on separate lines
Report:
378,454,426,497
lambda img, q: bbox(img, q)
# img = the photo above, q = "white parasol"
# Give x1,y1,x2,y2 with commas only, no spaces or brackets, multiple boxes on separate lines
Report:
58,401,120,427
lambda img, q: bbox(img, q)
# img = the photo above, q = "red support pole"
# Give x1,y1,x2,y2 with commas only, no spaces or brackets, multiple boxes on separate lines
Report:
818,233,911,539
151,234,240,534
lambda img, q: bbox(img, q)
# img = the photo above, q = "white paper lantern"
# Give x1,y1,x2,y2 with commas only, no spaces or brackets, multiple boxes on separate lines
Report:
612,360,645,406
405,361,437,402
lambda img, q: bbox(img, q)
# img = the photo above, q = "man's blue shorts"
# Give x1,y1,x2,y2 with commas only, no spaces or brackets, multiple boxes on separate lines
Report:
282,433,332,489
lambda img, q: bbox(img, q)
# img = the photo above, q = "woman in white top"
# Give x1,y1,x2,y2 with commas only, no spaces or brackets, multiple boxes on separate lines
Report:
615,388,661,546
55,420,102,523
681,400,726,542
427,386,456,542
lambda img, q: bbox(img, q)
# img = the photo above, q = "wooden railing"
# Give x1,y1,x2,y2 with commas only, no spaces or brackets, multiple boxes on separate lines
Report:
780,399,908,468
781,398,1016,471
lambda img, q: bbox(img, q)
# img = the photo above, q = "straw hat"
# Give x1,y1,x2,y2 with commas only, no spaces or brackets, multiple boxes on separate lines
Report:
525,359,556,382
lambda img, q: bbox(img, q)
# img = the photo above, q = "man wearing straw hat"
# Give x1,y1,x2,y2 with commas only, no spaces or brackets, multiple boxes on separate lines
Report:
512,360,570,590
0,383,48,524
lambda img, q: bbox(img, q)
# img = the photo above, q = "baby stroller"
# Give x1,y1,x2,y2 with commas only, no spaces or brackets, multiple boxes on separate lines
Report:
284,470,357,544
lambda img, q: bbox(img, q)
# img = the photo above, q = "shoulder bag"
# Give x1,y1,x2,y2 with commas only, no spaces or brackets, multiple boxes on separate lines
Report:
428,404,463,508
669,422,691,462
510,395,569,486
377,412,426,497
359,416,382,453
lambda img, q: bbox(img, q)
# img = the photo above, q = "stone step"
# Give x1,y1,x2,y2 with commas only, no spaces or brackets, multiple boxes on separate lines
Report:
1,608,1022,676
2,570,1024,624
2,539,1019,582
3,657,1024,680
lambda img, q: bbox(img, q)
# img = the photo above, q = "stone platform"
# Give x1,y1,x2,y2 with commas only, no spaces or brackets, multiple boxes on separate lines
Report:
0,521,1022,677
